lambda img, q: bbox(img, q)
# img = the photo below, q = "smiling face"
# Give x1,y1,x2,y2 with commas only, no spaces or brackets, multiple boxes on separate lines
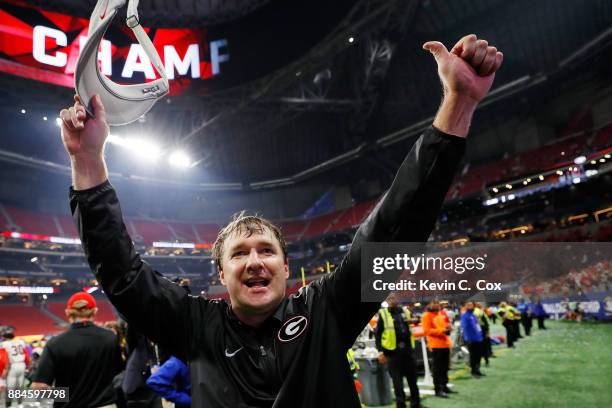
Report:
218,224,289,318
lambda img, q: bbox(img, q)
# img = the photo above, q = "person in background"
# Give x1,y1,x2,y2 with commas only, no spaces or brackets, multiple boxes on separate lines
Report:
1,330,30,407
460,301,484,377
497,302,517,348
533,297,547,330
517,300,533,336
474,303,492,366
32,291,124,408
422,301,455,398
510,302,523,339
376,292,423,408
146,356,191,408
122,328,162,408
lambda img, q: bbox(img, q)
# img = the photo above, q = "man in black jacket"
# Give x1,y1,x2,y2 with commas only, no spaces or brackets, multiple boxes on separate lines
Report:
31,292,124,407
61,34,502,407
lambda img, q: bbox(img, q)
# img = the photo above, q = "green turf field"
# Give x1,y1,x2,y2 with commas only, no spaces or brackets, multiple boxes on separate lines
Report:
368,320,612,408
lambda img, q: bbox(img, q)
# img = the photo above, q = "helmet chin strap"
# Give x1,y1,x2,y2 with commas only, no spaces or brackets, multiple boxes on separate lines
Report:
75,0,169,126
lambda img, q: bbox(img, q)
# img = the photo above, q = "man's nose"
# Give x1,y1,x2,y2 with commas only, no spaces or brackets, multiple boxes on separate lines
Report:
245,248,264,272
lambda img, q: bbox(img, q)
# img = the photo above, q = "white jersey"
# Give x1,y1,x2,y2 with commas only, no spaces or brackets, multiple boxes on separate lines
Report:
1,339,28,364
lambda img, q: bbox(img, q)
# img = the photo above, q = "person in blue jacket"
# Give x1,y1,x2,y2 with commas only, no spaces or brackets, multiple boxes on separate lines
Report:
460,301,484,377
533,297,547,330
146,356,191,407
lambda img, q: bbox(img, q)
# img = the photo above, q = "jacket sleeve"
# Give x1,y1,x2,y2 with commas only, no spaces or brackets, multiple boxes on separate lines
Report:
320,127,466,346
70,181,200,360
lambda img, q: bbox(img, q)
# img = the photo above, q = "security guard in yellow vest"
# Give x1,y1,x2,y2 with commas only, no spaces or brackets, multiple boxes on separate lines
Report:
497,302,520,348
375,293,423,408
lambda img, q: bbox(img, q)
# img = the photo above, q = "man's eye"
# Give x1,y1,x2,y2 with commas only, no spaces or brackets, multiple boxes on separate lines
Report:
232,251,247,257
262,248,274,254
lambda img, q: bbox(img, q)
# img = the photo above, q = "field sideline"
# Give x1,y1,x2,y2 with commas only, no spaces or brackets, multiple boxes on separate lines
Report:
369,320,612,408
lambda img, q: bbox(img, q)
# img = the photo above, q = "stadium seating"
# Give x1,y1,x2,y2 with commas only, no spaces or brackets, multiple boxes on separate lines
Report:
167,222,198,242
4,207,60,236
0,115,607,250
0,304,63,336
193,223,221,243
56,214,79,238
591,124,612,149
277,220,308,242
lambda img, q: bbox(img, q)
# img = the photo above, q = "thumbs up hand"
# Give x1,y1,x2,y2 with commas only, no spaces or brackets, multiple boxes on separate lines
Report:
423,34,503,104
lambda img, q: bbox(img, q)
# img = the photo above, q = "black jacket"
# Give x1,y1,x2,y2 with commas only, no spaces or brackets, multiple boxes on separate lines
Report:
70,127,465,407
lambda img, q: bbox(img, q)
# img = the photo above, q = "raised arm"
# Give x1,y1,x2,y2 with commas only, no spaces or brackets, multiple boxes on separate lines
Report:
61,95,196,360
322,35,503,343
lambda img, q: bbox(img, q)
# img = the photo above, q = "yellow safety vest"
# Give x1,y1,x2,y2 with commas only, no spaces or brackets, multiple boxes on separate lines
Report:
474,307,490,325
499,305,519,321
346,348,359,372
379,307,416,350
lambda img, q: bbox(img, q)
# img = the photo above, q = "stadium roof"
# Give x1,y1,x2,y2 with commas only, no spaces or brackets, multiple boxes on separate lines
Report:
1,0,611,188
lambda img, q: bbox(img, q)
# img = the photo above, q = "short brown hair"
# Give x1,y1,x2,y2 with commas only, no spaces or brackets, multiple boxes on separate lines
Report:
212,211,288,270
66,307,97,320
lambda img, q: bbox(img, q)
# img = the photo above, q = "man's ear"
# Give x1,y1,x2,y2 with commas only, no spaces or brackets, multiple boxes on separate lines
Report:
284,262,289,279
219,268,227,286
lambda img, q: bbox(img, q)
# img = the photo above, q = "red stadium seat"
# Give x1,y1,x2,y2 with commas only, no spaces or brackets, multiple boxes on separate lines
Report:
167,222,198,242
591,124,612,149
129,220,174,244
56,214,79,237
193,223,221,243
0,304,63,336
5,207,60,236
277,220,308,242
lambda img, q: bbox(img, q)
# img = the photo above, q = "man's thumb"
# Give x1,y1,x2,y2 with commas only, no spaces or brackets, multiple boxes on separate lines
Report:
91,94,106,121
422,41,449,63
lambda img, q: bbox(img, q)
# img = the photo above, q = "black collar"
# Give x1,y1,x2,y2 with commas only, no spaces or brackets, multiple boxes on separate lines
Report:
70,321,94,329
226,299,286,328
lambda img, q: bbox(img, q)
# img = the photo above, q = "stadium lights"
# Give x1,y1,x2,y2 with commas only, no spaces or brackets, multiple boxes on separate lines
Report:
484,197,499,206
107,134,161,161
556,170,564,175
590,160,597,165
348,36,355,43
600,158,606,163
574,156,586,164
539,175,545,181
168,151,192,168
606,154,611,159
572,177,581,184
505,184,512,189
55,117,62,126
43,116,48,121
20,108,26,114
492,187,498,193
585,169,598,177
